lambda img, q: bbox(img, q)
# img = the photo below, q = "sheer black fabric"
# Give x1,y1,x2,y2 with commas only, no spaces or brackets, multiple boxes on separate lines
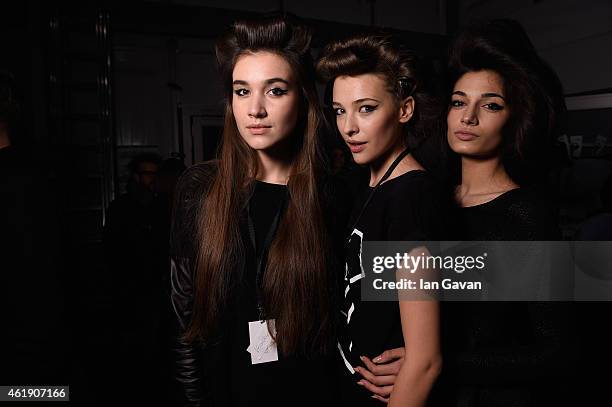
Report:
439,186,576,407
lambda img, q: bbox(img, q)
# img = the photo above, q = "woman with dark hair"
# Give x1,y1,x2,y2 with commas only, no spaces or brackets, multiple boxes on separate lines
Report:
446,19,565,238
442,19,574,407
317,34,445,407
352,19,575,407
169,16,342,406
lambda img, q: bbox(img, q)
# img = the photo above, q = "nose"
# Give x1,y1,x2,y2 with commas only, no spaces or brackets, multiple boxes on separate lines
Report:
341,113,358,137
461,104,478,126
248,94,267,119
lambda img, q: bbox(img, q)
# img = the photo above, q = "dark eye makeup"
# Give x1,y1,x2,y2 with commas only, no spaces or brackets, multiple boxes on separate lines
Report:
359,105,378,113
268,87,289,96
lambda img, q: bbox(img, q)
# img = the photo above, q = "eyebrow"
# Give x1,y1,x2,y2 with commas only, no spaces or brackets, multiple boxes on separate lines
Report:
452,90,505,100
332,97,381,106
232,77,290,86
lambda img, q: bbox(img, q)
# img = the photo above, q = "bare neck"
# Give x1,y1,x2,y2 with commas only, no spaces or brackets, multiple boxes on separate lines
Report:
255,149,293,185
369,141,422,187
457,155,518,206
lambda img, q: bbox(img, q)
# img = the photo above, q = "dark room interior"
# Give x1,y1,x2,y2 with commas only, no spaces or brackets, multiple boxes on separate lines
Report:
2,1,612,406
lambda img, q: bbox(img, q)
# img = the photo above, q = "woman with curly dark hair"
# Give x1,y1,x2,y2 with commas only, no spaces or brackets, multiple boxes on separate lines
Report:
335,20,575,407
169,15,343,406
317,33,445,407
446,19,565,237
442,19,573,407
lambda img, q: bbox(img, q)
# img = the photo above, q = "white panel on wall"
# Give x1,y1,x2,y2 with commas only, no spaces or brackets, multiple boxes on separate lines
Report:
455,0,612,94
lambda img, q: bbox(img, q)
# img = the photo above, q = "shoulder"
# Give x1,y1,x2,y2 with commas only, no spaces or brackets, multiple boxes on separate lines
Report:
502,187,560,239
174,160,219,204
177,160,219,192
504,187,554,219
171,160,219,257
386,169,437,189
384,171,446,238
384,170,442,208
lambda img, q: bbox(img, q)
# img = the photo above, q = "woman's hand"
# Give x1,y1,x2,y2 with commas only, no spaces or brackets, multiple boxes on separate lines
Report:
354,347,406,403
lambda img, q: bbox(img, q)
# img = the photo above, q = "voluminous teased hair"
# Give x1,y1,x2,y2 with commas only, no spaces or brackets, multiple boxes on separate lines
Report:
316,33,444,153
447,19,566,185
185,15,334,356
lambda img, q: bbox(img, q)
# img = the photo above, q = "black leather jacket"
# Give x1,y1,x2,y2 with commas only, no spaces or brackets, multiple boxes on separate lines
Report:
171,256,205,406
169,162,349,406
170,162,219,406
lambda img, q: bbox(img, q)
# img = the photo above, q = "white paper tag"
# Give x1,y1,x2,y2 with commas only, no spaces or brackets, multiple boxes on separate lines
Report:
247,319,279,364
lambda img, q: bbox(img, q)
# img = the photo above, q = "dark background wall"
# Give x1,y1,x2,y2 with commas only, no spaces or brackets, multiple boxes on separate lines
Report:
1,1,611,405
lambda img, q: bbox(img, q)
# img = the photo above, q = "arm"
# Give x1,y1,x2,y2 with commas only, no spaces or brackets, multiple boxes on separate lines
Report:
359,176,443,403
388,299,441,407
171,256,203,406
388,245,441,407
169,163,217,406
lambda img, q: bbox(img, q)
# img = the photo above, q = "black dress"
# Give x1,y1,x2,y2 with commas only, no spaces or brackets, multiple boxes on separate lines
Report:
338,170,444,406
440,187,576,407
170,162,341,407
453,187,560,240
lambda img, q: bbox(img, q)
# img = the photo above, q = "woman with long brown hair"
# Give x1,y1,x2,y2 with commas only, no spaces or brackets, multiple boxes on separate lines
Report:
169,16,340,406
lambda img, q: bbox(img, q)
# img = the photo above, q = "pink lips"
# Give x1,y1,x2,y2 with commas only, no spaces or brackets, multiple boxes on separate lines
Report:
454,130,478,141
347,141,367,153
247,125,272,135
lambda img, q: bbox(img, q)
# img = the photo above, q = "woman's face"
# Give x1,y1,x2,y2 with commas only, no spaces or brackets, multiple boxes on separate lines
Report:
447,70,510,158
232,51,300,152
332,73,413,165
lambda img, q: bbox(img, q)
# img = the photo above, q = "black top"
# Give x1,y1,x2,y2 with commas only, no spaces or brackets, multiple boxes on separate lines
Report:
338,170,444,406
249,181,287,258
453,187,560,240
170,164,342,407
440,186,574,407
227,180,333,407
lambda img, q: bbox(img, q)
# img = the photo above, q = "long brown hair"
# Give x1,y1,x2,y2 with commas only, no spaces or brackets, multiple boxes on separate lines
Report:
184,16,333,355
